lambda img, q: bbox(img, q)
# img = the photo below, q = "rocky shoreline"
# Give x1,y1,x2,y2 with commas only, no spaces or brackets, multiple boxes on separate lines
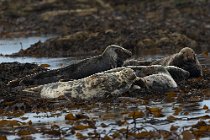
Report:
0,0,210,57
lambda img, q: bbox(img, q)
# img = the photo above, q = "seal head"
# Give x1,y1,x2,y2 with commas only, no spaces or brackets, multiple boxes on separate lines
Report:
102,45,132,67
152,47,203,77
176,47,202,77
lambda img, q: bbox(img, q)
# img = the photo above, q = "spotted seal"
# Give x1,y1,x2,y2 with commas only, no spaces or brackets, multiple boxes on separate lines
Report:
135,73,178,91
8,45,132,87
94,65,188,92
23,68,137,99
105,66,179,92
151,47,203,77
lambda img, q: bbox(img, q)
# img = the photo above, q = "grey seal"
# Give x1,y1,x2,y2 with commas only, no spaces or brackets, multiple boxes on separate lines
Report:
8,45,132,86
123,59,152,66
135,73,178,91
151,47,203,77
126,65,189,82
95,65,188,92
102,66,179,92
23,68,137,99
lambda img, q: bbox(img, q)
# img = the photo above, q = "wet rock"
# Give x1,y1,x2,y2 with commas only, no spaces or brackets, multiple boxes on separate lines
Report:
2,0,210,56
0,62,46,97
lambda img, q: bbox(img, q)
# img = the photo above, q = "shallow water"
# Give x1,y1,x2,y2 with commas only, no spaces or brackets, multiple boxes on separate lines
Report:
2,99,210,139
0,36,209,69
0,36,51,55
0,36,78,69
0,56,77,69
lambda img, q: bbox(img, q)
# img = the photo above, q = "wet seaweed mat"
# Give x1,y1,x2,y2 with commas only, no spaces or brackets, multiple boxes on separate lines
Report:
0,68,210,139
1,0,210,57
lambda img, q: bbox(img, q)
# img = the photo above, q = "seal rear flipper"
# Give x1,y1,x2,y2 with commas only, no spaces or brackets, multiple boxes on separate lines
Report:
21,85,43,98
23,85,43,94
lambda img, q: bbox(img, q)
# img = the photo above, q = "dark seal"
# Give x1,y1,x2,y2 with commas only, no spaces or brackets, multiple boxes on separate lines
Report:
8,45,132,86
126,65,189,82
123,59,152,67
151,47,203,77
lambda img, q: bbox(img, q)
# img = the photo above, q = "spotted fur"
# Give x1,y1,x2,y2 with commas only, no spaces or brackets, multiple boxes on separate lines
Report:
23,68,137,99
135,73,178,91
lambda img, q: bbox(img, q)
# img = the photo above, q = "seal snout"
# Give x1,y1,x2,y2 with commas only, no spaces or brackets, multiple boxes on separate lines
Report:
104,45,132,67
120,68,136,81
106,44,132,58
180,47,196,62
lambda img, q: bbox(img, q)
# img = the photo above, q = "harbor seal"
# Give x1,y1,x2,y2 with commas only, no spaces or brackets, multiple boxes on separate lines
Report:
135,73,178,91
91,65,187,92
8,45,132,86
23,68,137,99
151,47,203,77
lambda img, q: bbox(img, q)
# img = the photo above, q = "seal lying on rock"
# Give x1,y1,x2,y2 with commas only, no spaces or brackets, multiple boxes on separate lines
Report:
151,47,203,77
91,65,188,92
23,66,185,99
104,65,188,91
23,68,137,99
8,45,132,86
135,73,178,91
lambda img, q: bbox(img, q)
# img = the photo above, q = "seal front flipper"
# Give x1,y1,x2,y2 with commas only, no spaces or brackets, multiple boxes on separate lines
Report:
111,84,132,97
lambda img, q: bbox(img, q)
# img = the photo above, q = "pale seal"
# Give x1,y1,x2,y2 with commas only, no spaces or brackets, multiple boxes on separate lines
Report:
151,47,203,77
23,68,137,99
8,45,132,86
135,73,178,91
91,65,188,92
